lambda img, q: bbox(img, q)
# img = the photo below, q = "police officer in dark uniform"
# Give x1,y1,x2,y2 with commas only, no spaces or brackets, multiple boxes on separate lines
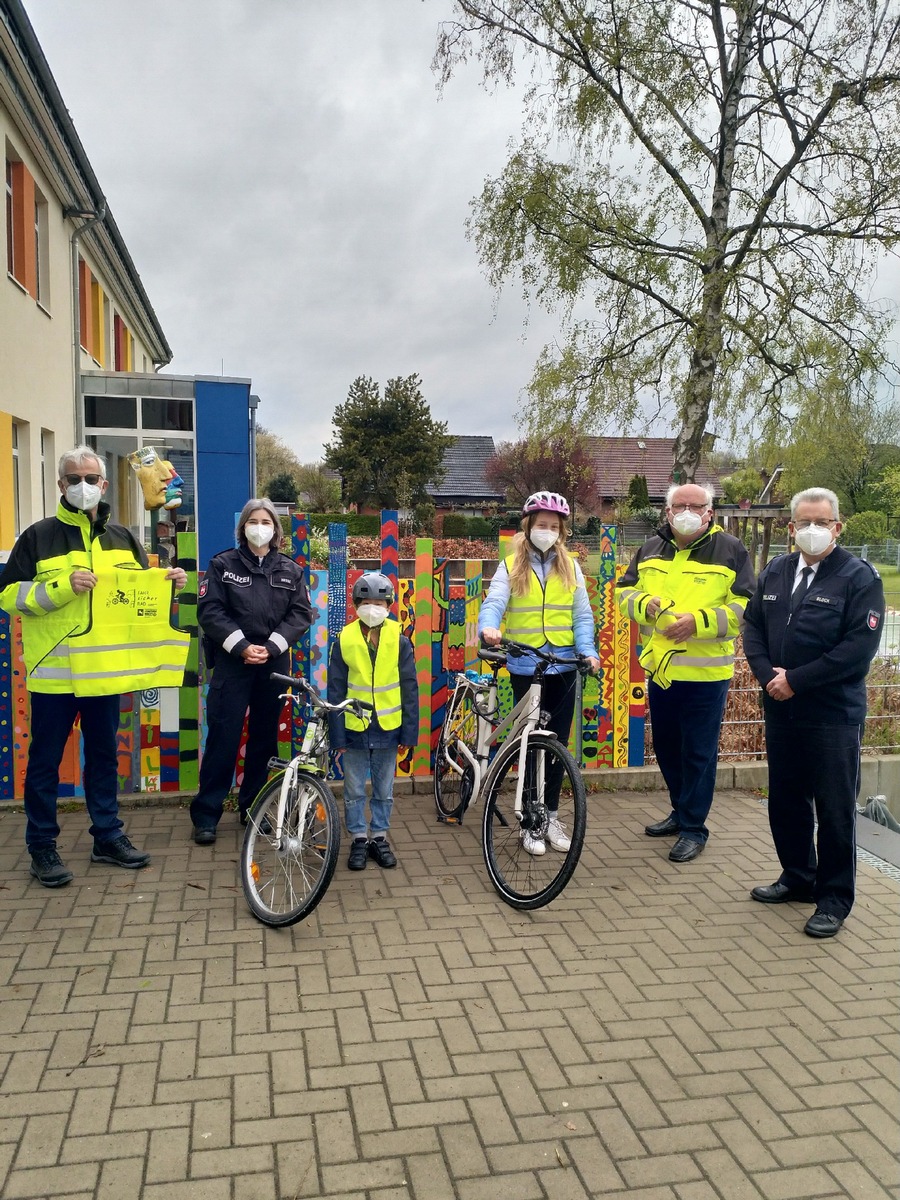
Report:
190,499,313,844
743,487,884,938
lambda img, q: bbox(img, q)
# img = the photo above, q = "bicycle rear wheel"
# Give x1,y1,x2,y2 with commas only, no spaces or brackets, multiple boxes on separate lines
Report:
241,770,340,927
434,686,478,822
482,733,586,910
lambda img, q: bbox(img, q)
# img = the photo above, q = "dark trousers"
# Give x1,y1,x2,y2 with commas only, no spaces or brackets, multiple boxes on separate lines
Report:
24,691,124,850
509,670,578,813
764,720,860,919
190,652,288,829
648,677,731,845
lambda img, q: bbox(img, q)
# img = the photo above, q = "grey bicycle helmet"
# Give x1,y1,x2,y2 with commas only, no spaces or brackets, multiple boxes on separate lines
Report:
352,571,395,604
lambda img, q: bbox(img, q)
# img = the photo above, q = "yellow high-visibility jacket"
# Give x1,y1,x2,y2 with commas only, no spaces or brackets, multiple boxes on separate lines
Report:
338,619,403,732
617,523,755,687
0,500,187,695
501,554,577,648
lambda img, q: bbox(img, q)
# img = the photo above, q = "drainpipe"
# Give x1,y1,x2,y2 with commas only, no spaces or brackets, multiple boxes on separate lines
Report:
249,393,260,496
66,203,107,444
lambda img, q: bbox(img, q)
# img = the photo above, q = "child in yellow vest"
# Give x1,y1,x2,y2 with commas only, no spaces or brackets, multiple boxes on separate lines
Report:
327,573,418,870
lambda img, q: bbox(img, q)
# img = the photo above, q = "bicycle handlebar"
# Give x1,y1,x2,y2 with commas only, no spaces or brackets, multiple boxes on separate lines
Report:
269,672,374,717
486,639,595,676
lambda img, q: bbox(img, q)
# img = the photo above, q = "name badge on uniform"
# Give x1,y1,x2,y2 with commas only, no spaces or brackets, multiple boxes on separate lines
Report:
763,594,777,601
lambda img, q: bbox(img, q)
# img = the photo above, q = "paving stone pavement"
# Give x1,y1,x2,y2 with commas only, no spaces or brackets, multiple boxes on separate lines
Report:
0,787,897,1200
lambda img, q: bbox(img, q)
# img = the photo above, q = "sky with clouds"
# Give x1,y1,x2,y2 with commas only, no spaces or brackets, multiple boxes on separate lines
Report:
21,0,900,462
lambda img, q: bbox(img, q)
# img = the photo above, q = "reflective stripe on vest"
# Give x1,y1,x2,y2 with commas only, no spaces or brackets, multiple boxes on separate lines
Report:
502,555,576,647
339,619,403,732
64,553,190,696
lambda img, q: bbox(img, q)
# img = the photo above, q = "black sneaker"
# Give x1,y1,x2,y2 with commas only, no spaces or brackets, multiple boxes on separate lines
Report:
368,837,397,869
347,838,369,870
29,846,74,888
91,834,151,869
193,827,217,845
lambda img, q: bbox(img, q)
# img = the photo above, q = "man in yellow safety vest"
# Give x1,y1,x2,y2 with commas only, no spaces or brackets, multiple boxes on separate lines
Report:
0,445,187,888
618,483,755,863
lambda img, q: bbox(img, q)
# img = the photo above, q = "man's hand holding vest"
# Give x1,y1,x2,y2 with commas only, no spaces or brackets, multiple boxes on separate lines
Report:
166,567,187,590
659,612,697,642
69,569,98,594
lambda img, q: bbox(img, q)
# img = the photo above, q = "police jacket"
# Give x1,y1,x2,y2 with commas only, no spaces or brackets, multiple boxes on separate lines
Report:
617,523,755,684
327,621,418,750
198,545,313,662
742,545,884,726
0,499,148,693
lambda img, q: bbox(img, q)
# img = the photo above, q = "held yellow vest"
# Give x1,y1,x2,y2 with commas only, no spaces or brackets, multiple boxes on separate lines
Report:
502,555,576,648
339,619,402,732
28,545,189,696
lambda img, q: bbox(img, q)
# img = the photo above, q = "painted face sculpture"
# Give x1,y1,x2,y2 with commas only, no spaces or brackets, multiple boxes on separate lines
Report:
128,447,184,511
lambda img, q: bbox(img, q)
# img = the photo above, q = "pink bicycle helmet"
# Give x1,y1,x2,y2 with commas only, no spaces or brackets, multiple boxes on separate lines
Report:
522,491,570,518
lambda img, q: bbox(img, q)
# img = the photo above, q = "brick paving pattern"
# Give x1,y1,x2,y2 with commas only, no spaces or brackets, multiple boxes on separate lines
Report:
0,788,897,1199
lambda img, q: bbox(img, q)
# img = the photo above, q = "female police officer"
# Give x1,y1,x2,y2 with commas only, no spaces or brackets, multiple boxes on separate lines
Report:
190,499,313,844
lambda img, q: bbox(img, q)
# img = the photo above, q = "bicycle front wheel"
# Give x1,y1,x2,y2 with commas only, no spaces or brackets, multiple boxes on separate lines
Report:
434,686,478,822
241,771,340,927
482,733,586,910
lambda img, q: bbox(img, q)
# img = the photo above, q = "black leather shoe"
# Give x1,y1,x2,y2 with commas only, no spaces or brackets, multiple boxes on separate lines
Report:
804,909,844,938
193,827,217,846
91,835,151,869
369,837,397,869
669,836,704,862
348,838,369,870
751,881,814,904
645,813,680,837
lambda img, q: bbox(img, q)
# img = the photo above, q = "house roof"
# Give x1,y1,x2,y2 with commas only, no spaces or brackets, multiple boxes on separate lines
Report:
429,436,506,504
587,437,721,500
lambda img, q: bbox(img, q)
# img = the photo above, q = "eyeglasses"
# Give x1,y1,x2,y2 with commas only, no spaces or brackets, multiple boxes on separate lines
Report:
793,519,837,530
64,473,102,486
669,503,708,514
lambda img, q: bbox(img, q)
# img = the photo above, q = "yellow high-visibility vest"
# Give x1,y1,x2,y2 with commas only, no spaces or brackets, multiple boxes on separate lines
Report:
502,555,576,647
63,552,189,696
339,619,402,731
25,547,189,696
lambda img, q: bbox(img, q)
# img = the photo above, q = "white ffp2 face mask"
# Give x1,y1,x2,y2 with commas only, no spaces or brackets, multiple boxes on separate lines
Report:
66,481,103,511
529,528,559,553
245,523,274,548
671,510,704,536
357,603,388,627
794,524,833,556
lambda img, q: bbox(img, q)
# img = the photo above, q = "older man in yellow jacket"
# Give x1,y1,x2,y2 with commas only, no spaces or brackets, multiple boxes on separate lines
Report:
618,483,755,862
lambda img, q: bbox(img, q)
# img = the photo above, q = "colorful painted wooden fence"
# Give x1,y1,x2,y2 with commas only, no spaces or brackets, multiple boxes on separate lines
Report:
0,515,644,800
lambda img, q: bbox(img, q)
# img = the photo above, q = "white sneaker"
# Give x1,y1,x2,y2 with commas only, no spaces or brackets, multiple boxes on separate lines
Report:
521,830,546,856
547,817,571,852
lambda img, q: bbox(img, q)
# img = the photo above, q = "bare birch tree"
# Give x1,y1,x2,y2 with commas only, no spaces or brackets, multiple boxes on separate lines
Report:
435,1,900,481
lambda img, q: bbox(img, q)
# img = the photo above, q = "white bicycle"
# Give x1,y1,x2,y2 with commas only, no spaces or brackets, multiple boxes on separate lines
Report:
240,672,371,927
433,640,590,909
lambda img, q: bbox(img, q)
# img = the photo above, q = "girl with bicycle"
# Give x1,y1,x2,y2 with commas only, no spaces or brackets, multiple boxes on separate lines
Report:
479,492,599,855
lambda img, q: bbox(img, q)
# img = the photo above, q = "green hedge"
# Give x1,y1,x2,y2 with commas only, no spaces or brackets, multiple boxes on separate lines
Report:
306,512,381,535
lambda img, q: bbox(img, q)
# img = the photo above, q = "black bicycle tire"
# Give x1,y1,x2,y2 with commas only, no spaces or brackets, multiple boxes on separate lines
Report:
433,687,478,822
240,771,341,927
481,732,587,910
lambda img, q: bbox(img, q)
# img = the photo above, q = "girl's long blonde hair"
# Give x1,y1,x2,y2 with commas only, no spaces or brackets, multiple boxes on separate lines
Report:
507,517,576,596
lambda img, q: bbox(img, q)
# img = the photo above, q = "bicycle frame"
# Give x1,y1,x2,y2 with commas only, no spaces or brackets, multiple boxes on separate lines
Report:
444,670,547,820
265,695,326,850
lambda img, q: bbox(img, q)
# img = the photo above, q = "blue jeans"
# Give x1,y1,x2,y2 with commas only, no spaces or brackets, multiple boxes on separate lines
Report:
648,678,731,845
24,691,124,850
341,746,397,838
